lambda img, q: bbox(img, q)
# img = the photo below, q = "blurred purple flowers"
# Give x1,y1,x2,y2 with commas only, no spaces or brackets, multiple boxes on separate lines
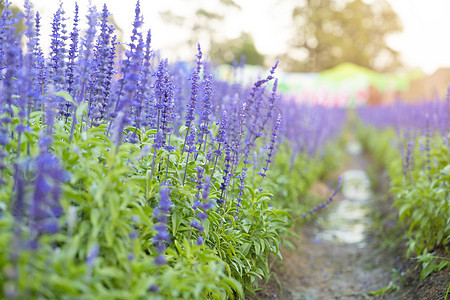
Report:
153,185,172,265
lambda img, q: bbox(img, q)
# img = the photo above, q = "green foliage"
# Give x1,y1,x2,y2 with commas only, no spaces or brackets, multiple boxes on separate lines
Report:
258,141,343,220
0,109,294,298
391,137,449,261
357,123,450,281
368,267,404,296
446,282,450,300
416,251,450,280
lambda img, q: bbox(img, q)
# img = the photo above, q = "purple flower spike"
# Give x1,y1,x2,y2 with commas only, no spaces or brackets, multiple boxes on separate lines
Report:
258,114,282,189
302,176,341,219
64,2,80,122
153,184,172,265
89,4,116,126
154,254,166,265
197,74,213,148
181,44,203,154
149,285,160,293
86,244,100,268
49,3,67,93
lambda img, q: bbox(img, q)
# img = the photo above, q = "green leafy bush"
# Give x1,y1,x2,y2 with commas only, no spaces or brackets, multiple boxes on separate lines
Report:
356,109,450,280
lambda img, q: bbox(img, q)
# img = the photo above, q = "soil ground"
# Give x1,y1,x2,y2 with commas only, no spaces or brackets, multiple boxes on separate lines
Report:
250,140,450,300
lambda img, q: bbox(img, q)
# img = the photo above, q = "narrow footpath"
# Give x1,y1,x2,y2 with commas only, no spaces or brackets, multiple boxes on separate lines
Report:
254,137,403,300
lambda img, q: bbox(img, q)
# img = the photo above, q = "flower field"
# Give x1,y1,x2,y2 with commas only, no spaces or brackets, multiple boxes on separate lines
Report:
0,0,449,299
0,1,347,298
357,100,449,282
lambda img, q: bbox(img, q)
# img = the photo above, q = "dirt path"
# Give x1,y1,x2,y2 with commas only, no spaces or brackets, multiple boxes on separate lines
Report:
253,137,450,299
253,139,400,299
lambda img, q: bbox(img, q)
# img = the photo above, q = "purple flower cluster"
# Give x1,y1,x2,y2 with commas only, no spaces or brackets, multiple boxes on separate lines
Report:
88,4,116,125
190,175,214,246
357,98,448,138
153,185,172,265
12,149,69,249
196,74,213,150
357,96,449,180
182,44,203,154
258,114,282,189
49,4,67,91
65,3,79,98
282,102,347,159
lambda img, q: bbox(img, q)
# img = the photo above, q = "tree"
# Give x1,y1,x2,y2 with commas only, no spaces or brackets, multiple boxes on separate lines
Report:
158,0,261,62
1,2,25,36
209,32,265,66
285,0,402,72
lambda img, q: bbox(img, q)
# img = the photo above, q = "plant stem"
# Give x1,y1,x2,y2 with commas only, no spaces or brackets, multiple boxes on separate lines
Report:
182,152,190,186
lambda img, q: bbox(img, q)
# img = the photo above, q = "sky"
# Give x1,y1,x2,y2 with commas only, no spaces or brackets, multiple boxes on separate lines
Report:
13,0,450,75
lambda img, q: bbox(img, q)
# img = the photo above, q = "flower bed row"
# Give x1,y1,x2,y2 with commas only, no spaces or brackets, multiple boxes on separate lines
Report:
357,99,450,280
0,1,346,298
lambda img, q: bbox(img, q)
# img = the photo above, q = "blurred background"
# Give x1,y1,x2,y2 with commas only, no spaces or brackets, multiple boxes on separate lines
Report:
8,0,450,106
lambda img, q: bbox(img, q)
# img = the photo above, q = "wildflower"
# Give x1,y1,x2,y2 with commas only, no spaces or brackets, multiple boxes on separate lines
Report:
22,0,39,115
89,4,116,125
49,3,67,91
153,185,172,265
182,44,202,153
110,111,126,146
86,244,100,268
236,170,246,212
27,151,68,246
182,126,197,185
75,5,97,103
160,73,176,148
2,4,22,114
33,11,47,100
129,231,138,239
135,29,153,129
112,0,143,119
65,2,80,119
258,114,282,189
302,176,341,219
197,74,213,149
190,175,214,246
218,141,232,205
210,112,228,185
149,285,160,293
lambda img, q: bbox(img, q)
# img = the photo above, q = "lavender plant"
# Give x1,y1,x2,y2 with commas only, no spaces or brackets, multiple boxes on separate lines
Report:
0,1,347,298
357,97,449,280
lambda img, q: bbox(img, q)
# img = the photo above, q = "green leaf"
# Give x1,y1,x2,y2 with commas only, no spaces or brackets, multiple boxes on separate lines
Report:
48,275,84,294
245,185,256,200
178,125,188,136
55,91,75,103
256,192,273,200
203,219,210,237
221,276,244,299
437,260,450,271
421,262,436,280
241,222,251,233
172,211,182,236
97,267,126,280
240,243,251,256
76,101,89,121
104,224,114,247
253,241,261,255
368,282,397,296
